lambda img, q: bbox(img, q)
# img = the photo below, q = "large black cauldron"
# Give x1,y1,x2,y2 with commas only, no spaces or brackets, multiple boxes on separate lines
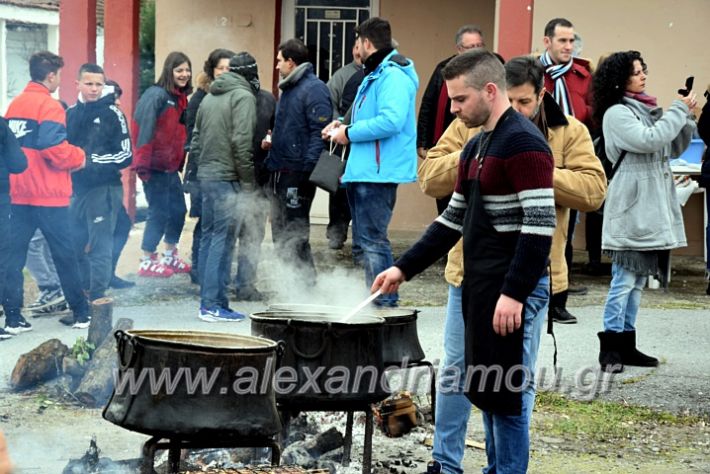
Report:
268,304,426,366
102,330,281,438
250,311,390,410
372,308,426,365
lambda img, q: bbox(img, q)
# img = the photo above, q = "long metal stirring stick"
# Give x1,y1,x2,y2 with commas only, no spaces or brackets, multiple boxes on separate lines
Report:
339,289,382,323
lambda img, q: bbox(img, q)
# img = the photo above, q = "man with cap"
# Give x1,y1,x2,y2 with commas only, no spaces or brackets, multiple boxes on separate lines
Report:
189,52,258,322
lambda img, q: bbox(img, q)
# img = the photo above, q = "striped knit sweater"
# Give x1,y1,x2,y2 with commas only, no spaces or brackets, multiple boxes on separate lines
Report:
396,109,556,302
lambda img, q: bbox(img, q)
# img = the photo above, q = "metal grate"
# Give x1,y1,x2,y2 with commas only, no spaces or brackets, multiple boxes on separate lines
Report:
295,2,370,83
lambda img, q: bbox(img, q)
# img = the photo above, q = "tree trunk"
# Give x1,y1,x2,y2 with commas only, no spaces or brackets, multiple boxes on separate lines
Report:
74,318,134,407
87,297,114,348
11,339,69,390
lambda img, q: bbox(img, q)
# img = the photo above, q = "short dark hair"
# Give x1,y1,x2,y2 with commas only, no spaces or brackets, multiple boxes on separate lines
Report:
442,49,506,90
278,38,309,65
157,51,192,94
77,63,104,79
455,24,484,46
29,51,64,82
355,17,392,51
505,56,544,94
105,79,122,98
544,18,573,38
203,48,236,81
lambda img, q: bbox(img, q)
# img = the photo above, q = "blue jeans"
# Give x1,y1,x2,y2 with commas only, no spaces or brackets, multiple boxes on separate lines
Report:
481,274,549,474
26,229,60,290
433,285,471,474
199,181,242,309
345,182,398,306
141,171,187,252
602,262,646,332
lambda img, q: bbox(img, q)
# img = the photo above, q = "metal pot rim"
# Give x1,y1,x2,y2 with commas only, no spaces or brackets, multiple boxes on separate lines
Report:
250,311,385,326
124,330,278,352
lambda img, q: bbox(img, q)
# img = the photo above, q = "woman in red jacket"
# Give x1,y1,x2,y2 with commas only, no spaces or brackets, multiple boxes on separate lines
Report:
132,52,193,277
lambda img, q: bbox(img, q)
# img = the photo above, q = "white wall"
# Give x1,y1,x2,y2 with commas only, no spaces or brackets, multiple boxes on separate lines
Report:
0,4,59,113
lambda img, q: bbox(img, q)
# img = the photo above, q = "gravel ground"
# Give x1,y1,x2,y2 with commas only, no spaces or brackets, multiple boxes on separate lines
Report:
1,222,708,473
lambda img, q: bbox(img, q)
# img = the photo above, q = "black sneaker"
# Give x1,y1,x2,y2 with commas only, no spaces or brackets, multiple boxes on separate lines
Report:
328,239,345,250
424,460,442,474
26,288,64,311
59,314,75,326
109,275,136,289
567,284,589,296
0,328,12,340
5,317,33,335
31,299,70,317
551,307,578,324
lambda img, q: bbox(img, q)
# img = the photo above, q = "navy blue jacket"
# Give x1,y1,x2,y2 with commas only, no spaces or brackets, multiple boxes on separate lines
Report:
0,116,28,204
267,63,331,173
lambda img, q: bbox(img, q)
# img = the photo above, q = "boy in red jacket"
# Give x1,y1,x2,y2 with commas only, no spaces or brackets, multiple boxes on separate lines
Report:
2,51,90,333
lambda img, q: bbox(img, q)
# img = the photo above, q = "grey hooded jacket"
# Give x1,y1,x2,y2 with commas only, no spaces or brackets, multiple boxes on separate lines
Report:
601,97,696,251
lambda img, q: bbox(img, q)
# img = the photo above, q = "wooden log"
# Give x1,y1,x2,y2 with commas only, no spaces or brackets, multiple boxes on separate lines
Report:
74,318,133,407
62,356,87,379
11,339,69,390
87,297,114,348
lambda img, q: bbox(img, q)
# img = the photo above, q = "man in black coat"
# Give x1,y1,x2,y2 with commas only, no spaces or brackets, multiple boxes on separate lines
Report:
66,63,133,302
417,25,486,214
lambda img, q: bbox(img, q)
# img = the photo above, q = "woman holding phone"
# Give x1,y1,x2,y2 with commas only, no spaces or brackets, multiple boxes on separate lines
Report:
591,50,697,373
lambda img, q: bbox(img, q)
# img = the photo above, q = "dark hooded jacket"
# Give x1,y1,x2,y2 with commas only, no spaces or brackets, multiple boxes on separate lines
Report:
189,72,257,189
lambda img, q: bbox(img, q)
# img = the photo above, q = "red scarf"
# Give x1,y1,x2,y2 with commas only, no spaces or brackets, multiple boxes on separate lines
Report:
433,81,449,144
625,91,657,108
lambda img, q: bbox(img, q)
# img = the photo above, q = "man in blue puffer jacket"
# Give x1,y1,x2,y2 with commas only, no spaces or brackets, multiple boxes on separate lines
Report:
326,17,419,307
266,38,331,287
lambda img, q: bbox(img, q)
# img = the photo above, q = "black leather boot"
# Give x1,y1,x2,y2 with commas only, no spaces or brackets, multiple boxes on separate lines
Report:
598,331,624,373
620,330,659,367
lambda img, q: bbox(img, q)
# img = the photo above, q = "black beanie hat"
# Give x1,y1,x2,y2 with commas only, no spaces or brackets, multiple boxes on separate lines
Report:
229,52,260,92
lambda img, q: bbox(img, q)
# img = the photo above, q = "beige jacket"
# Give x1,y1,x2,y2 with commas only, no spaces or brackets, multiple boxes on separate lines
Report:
418,111,606,294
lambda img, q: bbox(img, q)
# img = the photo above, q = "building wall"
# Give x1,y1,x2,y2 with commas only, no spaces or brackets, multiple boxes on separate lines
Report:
0,3,59,113
532,0,710,257
381,0,497,231
531,0,710,110
155,0,276,93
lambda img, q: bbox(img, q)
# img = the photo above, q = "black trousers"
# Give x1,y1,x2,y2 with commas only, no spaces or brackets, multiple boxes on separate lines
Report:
112,202,132,275
326,186,351,245
269,171,317,286
3,204,89,323
585,211,603,264
71,185,123,300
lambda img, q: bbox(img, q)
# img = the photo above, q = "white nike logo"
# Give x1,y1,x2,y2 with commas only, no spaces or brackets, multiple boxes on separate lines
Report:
8,119,31,139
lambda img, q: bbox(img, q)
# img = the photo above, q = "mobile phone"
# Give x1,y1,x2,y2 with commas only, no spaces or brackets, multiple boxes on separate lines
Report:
678,76,694,96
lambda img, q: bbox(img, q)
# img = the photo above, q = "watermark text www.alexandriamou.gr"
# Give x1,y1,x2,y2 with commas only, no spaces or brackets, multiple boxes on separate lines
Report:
112,357,616,401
